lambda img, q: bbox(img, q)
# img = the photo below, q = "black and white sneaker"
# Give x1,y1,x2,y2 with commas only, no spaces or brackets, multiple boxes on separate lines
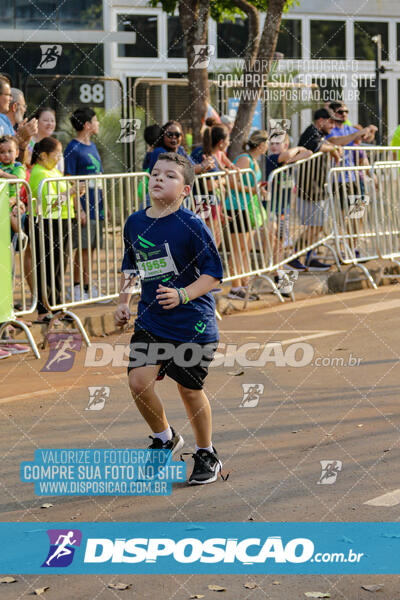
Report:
148,427,184,456
188,447,222,485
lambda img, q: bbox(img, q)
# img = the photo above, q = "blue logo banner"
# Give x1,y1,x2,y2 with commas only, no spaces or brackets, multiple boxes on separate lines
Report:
1,522,400,574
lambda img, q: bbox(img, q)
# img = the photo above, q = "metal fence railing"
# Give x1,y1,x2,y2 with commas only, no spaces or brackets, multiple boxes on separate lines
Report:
36,172,149,346
5,152,400,357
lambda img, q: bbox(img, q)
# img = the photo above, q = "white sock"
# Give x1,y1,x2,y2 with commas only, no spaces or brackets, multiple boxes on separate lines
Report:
154,426,172,443
195,444,213,453
230,287,241,292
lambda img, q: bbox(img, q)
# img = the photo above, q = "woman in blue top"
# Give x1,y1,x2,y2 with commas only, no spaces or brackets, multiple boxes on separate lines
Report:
147,120,214,175
226,130,269,301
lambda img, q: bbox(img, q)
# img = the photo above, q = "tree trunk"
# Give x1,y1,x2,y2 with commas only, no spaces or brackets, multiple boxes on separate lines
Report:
179,0,211,146
228,0,286,159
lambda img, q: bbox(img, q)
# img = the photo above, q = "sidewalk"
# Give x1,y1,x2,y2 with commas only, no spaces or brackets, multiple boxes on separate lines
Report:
13,258,398,348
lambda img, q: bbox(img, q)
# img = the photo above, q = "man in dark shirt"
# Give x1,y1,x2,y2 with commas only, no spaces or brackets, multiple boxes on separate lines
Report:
299,108,341,162
296,109,342,271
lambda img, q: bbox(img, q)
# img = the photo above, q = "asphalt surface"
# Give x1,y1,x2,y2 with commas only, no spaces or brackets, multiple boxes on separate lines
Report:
2,286,400,599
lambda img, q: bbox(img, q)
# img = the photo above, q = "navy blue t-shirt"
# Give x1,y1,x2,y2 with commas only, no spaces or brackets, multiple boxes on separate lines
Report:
121,206,223,343
64,139,104,220
265,153,294,214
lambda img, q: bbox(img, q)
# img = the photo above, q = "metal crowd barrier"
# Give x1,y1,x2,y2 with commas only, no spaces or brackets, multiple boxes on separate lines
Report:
342,146,400,167
8,154,400,355
36,172,149,346
327,161,400,290
0,179,40,357
190,167,283,303
264,151,338,273
190,152,338,305
371,161,400,270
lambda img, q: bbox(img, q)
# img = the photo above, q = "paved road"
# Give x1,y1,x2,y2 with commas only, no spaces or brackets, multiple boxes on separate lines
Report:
2,286,400,598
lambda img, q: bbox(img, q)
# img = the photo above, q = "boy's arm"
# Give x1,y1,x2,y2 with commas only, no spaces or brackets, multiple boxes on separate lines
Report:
156,275,220,310
115,271,138,325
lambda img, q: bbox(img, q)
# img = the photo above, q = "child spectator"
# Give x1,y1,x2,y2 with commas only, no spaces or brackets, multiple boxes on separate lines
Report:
115,152,224,485
64,107,103,300
142,124,161,170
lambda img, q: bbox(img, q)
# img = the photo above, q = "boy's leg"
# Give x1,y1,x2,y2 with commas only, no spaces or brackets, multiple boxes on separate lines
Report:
177,384,212,449
177,383,221,485
129,365,168,433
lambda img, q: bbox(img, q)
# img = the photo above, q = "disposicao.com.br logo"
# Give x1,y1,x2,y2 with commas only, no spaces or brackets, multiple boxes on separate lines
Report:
82,536,363,566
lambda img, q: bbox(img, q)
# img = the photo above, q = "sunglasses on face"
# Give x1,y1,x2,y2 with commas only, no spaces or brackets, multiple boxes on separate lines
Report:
165,131,182,138
337,110,348,115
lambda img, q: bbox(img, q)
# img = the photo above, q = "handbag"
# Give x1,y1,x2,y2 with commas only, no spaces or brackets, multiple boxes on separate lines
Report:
247,193,268,228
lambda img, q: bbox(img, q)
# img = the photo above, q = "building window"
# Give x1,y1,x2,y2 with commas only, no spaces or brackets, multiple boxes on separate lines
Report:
354,21,389,61
277,19,302,59
168,16,186,58
0,42,104,94
59,0,103,30
117,14,158,58
2,0,102,29
310,20,346,59
0,0,13,28
217,18,249,59
398,24,400,61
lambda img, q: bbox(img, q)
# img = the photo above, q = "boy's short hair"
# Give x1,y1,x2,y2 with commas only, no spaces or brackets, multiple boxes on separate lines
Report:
70,107,96,131
155,152,195,187
0,134,18,149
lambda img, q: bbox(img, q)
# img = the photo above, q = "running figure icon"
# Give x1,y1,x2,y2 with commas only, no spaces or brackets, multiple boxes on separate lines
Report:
45,531,77,566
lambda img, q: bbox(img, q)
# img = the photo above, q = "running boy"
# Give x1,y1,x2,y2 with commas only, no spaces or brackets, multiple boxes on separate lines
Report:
115,152,224,485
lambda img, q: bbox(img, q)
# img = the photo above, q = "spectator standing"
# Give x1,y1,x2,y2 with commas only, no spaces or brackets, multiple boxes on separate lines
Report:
29,137,81,322
27,107,63,171
5,87,38,162
225,130,269,300
64,107,103,300
142,124,161,170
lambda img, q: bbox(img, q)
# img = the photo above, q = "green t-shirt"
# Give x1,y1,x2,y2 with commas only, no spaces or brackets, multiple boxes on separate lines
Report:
0,161,26,200
30,163,74,219
391,125,400,160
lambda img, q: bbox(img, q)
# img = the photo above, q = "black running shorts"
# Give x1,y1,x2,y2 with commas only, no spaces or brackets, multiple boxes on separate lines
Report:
127,329,218,390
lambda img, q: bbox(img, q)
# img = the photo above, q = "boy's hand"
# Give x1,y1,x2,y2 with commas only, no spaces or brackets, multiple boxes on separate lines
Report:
114,303,131,326
156,284,180,309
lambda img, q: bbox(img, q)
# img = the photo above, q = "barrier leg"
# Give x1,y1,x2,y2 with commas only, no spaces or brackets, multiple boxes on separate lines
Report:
342,264,378,291
0,319,40,359
256,274,286,304
43,310,91,349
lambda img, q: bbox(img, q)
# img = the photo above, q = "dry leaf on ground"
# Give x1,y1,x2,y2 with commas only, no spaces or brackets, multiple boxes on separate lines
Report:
0,577,17,584
304,593,331,598
361,584,384,592
244,582,258,589
40,503,53,509
34,587,49,596
208,584,226,592
107,582,132,590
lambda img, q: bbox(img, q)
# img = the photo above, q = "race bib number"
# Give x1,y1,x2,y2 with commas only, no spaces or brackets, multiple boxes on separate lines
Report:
135,242,178,282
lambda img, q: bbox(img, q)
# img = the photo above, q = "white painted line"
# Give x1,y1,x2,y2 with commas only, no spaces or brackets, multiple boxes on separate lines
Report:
364,489,400,507
328,299,400,315
220,330,331,334
214,331,343,364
